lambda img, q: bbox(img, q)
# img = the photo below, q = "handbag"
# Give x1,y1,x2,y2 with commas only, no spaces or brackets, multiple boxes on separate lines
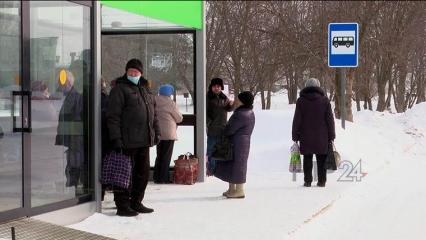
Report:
325,142,341,171
101,150,132,189
173,153,199,185
211,136,233,161
289,142,302,173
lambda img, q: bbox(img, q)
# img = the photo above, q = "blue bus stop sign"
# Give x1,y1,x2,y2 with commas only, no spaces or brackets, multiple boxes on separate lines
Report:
328,23,359,68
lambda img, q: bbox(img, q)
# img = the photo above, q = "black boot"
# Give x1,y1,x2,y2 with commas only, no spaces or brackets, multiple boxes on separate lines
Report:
303,182,311,187
317,182,326,187
116,205,138,217
131,202,154,214
114,189,138,217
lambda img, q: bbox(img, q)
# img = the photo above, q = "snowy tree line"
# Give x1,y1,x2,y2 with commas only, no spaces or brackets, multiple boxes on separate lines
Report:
206,1,426,119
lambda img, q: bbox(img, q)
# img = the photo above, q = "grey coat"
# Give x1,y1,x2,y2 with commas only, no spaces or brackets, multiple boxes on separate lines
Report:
214,106,255,184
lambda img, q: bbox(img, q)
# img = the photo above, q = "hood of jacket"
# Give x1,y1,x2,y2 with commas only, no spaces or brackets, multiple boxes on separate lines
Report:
300,86,325,101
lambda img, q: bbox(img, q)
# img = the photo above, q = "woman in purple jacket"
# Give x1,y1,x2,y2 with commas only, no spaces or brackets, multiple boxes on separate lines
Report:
292,78,335,187
214,91,255,198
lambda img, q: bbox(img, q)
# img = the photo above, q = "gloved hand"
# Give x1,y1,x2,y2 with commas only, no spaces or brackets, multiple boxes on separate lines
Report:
154,135,160,146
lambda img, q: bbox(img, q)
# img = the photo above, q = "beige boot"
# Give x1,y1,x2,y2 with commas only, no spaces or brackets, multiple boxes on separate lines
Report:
222,183,236,196
225,184,245,198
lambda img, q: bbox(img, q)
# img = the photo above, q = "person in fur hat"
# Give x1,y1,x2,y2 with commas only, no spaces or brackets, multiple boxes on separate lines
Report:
206,78,233,176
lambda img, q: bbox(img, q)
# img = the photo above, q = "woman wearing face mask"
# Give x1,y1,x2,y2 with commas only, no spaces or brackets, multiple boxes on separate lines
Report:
107,58,160,217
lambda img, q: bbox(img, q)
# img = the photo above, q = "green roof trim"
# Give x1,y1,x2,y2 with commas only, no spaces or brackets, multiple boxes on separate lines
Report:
101,1,203,29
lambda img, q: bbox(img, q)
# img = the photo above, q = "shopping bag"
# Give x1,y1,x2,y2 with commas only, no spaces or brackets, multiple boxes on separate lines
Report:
173,153,199,185
289,142,302,173
211,136,233,161
325,142,341,171
101,151,132,189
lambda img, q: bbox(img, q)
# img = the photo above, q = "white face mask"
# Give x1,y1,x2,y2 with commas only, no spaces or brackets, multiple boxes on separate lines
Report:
127,75,140,85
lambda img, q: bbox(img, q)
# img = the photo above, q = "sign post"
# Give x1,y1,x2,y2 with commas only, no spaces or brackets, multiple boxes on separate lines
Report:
328,23,359,129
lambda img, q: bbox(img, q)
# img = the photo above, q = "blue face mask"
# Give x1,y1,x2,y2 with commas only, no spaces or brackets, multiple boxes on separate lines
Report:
127,75,140,85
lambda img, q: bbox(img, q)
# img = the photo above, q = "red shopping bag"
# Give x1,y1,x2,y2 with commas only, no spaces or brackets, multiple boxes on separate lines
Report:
173,153,198,185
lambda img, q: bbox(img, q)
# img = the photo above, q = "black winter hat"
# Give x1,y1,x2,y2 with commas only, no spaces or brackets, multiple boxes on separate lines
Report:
209,77,224,90
238,91,254,107
125,58,143,75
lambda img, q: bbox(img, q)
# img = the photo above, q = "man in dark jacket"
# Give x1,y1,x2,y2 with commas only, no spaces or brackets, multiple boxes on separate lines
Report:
107,58,160,216
292,78,335,187
206,78,233,175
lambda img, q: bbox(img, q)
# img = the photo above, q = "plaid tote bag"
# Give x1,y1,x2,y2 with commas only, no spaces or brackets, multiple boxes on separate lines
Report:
101,151,132,189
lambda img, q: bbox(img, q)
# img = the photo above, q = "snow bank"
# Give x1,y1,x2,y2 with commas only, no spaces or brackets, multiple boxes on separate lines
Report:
69,92,426,240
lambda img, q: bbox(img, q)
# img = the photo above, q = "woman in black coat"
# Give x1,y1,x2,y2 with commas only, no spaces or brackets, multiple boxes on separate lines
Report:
214,91,255,198
292,78,335,187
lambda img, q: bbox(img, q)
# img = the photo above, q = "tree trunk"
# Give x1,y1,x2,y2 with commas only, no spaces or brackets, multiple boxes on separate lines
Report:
356,92,361,112
395,64,408,113
287,70,298,104
416,74,425,104
363,95,368,110
376,59,393,112
266,89,272,110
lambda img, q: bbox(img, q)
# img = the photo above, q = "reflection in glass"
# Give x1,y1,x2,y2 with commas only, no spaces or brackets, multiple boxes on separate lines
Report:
0,0,22,212
54,70,85,190
30,1,91,207
102,33,195,114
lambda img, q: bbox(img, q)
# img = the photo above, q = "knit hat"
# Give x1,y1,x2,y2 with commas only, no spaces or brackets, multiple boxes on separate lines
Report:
304,78,320,88
158,84,174,96
125,58,143,75
209,78,224,90
238,91,254,107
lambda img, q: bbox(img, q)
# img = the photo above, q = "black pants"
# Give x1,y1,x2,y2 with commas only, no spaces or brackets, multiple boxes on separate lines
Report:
114,147,150,208
153,140,175,183
303,154,327,184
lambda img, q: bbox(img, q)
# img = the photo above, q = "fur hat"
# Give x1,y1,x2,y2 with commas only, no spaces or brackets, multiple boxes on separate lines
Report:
125,58,143,75
209,77,224,90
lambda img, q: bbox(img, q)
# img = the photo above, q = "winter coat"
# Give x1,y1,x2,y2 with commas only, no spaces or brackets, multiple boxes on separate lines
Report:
206,91,233,137
55,87,84,171
107,75,160,149
155,95,183,140
214,106,255,184
292,86,335,155
55,87,83,150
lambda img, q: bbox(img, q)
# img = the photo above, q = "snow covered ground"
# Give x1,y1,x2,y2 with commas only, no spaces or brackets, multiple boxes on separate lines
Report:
69,91,426,240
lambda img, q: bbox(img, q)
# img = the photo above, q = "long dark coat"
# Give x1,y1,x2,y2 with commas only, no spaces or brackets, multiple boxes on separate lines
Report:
54,87,84,186
292,86,335,155
214,106,255,184
107,75,160,149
